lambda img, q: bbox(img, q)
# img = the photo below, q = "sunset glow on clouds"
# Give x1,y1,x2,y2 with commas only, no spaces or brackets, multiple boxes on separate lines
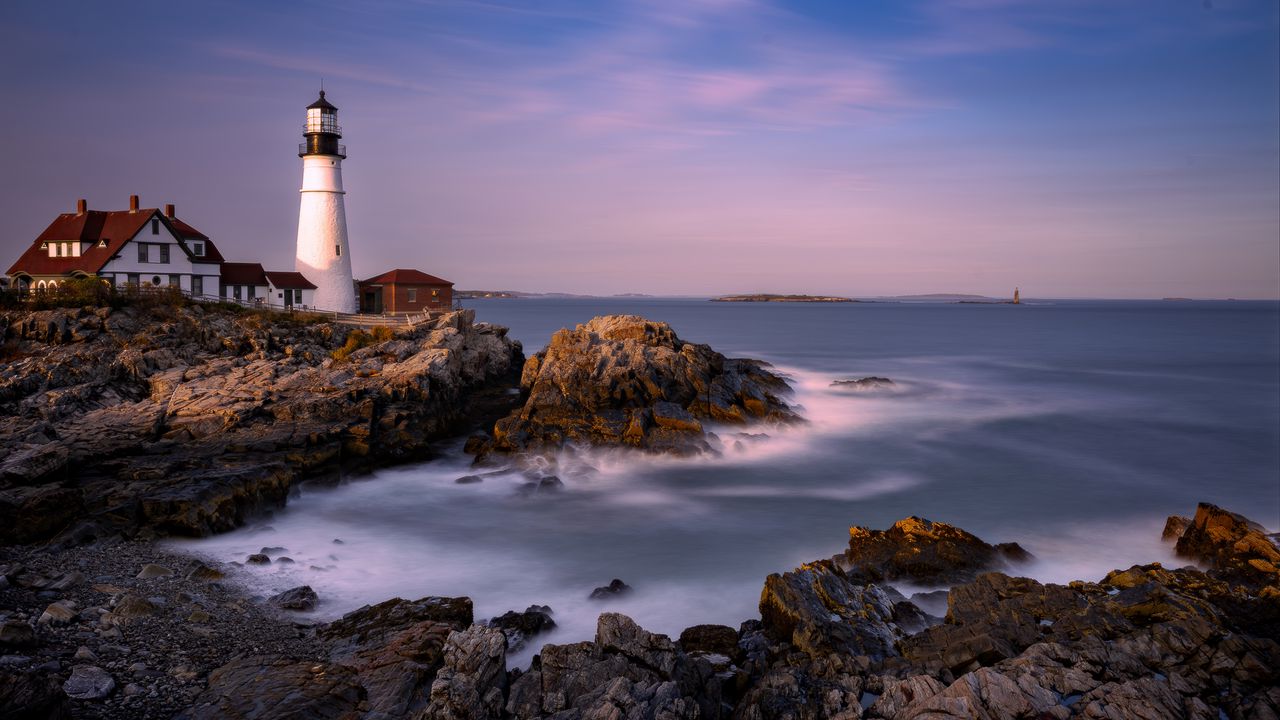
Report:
2,0,1277,297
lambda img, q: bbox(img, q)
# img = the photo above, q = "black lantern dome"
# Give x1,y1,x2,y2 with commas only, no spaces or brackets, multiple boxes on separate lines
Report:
300,90,346,158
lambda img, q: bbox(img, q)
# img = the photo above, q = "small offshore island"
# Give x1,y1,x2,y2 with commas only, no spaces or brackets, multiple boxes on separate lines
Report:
710,294,857,303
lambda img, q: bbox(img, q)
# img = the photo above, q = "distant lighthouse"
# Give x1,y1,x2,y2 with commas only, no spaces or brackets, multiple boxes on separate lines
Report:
295,90,356,313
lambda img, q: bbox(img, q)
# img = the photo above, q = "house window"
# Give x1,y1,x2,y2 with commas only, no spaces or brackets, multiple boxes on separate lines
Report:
138,244,148,263
150,276,161,286
294,289,303,304
192,242,204,257
407,288,417,303
151,219,160,234
159,245,170,263
169,275,179,287
128,273,140,285
233,286,242,300
63,242,70,256
192,276,203,296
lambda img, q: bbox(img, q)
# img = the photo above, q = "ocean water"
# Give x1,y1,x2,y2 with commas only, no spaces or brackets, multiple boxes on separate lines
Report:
174,298,1280,664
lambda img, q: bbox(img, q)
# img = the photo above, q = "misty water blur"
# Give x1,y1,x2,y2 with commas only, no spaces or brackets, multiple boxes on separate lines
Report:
172,298,1280,665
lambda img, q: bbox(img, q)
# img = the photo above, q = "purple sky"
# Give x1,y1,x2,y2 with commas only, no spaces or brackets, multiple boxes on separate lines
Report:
2,0,1277,298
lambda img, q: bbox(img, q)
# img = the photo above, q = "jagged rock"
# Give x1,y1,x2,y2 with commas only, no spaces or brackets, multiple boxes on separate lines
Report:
488,605,556,653
61,665,115,701
0,306,522,545
315,596,474,718
421,625,509,719
759,560,902,661
0,669,72,719
842,516,1032,585
245,553,270,565
481,315,799,457
177,655,365,720
1170,502,1280,590
269,585,318,611
589,578,633,600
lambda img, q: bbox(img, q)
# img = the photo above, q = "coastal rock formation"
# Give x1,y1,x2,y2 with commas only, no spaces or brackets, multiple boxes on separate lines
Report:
3,504,1276,718
478,315,799,457
0,305,522,544
1167,502,1280,592
842,516,1032,585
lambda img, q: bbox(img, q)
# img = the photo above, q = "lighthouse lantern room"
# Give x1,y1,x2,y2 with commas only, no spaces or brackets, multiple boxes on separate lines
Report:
294,90,356,313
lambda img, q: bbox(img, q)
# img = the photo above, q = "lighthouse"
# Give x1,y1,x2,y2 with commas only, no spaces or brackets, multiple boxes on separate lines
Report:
295,90,357,313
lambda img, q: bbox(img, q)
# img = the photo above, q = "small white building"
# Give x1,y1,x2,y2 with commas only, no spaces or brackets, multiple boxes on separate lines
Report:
7,196,224,296
219,262,271,304
264,271,317,309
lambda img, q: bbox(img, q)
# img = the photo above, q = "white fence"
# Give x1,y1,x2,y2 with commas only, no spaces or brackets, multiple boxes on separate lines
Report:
185,292,439,328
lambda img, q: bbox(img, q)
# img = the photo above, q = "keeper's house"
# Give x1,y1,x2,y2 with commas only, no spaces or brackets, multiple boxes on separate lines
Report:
8,196,226,295
359,269,453,314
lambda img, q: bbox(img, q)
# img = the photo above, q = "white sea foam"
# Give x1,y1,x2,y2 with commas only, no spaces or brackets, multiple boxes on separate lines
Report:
168,353,1223,667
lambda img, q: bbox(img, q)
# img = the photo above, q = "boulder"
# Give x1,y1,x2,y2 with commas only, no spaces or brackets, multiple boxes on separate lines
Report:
135,563,173,579
481,315,799,457
842,516,1032,585
831,376,895,390
758,560,902,661
270,585,319,611
488,605,556,652
589,578,633,600
61,665,115,701
678,624,740,657
0,621,37,649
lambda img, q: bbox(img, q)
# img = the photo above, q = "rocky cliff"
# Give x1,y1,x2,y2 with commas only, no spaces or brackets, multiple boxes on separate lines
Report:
476,315,800,458
0,305,522,545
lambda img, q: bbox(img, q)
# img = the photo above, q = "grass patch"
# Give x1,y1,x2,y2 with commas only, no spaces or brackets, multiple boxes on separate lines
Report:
331,326,394,362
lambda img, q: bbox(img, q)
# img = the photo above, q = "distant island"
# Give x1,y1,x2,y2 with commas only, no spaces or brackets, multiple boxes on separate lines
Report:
711,294,856,303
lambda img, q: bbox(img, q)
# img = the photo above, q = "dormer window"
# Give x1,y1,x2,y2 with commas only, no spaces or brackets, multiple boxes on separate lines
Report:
192,242,205,257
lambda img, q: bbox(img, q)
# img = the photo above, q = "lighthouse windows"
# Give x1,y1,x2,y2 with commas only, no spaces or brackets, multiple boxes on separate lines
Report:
335,244,341,257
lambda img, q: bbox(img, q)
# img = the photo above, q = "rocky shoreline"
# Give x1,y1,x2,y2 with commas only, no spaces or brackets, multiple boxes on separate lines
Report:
0,304,523,546
2,502,1276,718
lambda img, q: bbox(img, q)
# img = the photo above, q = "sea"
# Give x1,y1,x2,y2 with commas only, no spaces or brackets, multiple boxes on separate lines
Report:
174,298,1280,665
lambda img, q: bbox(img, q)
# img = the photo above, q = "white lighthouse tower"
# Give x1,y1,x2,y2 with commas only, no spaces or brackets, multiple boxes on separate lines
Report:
295,90,357,313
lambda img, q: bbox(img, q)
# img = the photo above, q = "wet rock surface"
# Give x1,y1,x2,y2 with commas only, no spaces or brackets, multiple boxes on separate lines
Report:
0,305,523,546
476,315,800,458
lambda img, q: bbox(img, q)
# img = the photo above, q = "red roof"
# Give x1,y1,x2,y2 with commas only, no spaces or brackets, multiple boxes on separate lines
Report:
264,271,317,289
360,268,453,286
221,262,268,286
7,208,223,277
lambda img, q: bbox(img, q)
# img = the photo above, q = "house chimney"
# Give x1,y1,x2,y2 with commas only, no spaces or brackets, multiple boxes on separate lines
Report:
165,203,175,218
76,198,87,215
129,194,139,213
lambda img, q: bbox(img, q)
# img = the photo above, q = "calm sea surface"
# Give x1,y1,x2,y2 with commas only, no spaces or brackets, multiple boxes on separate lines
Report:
178,298,1280,663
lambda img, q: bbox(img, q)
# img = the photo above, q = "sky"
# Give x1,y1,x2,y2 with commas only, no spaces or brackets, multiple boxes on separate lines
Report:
1,0,1277,298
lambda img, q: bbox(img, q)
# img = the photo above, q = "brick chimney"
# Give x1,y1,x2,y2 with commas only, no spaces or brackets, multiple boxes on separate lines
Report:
165,203,175,218
76,198,87,215
129,194,140,213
